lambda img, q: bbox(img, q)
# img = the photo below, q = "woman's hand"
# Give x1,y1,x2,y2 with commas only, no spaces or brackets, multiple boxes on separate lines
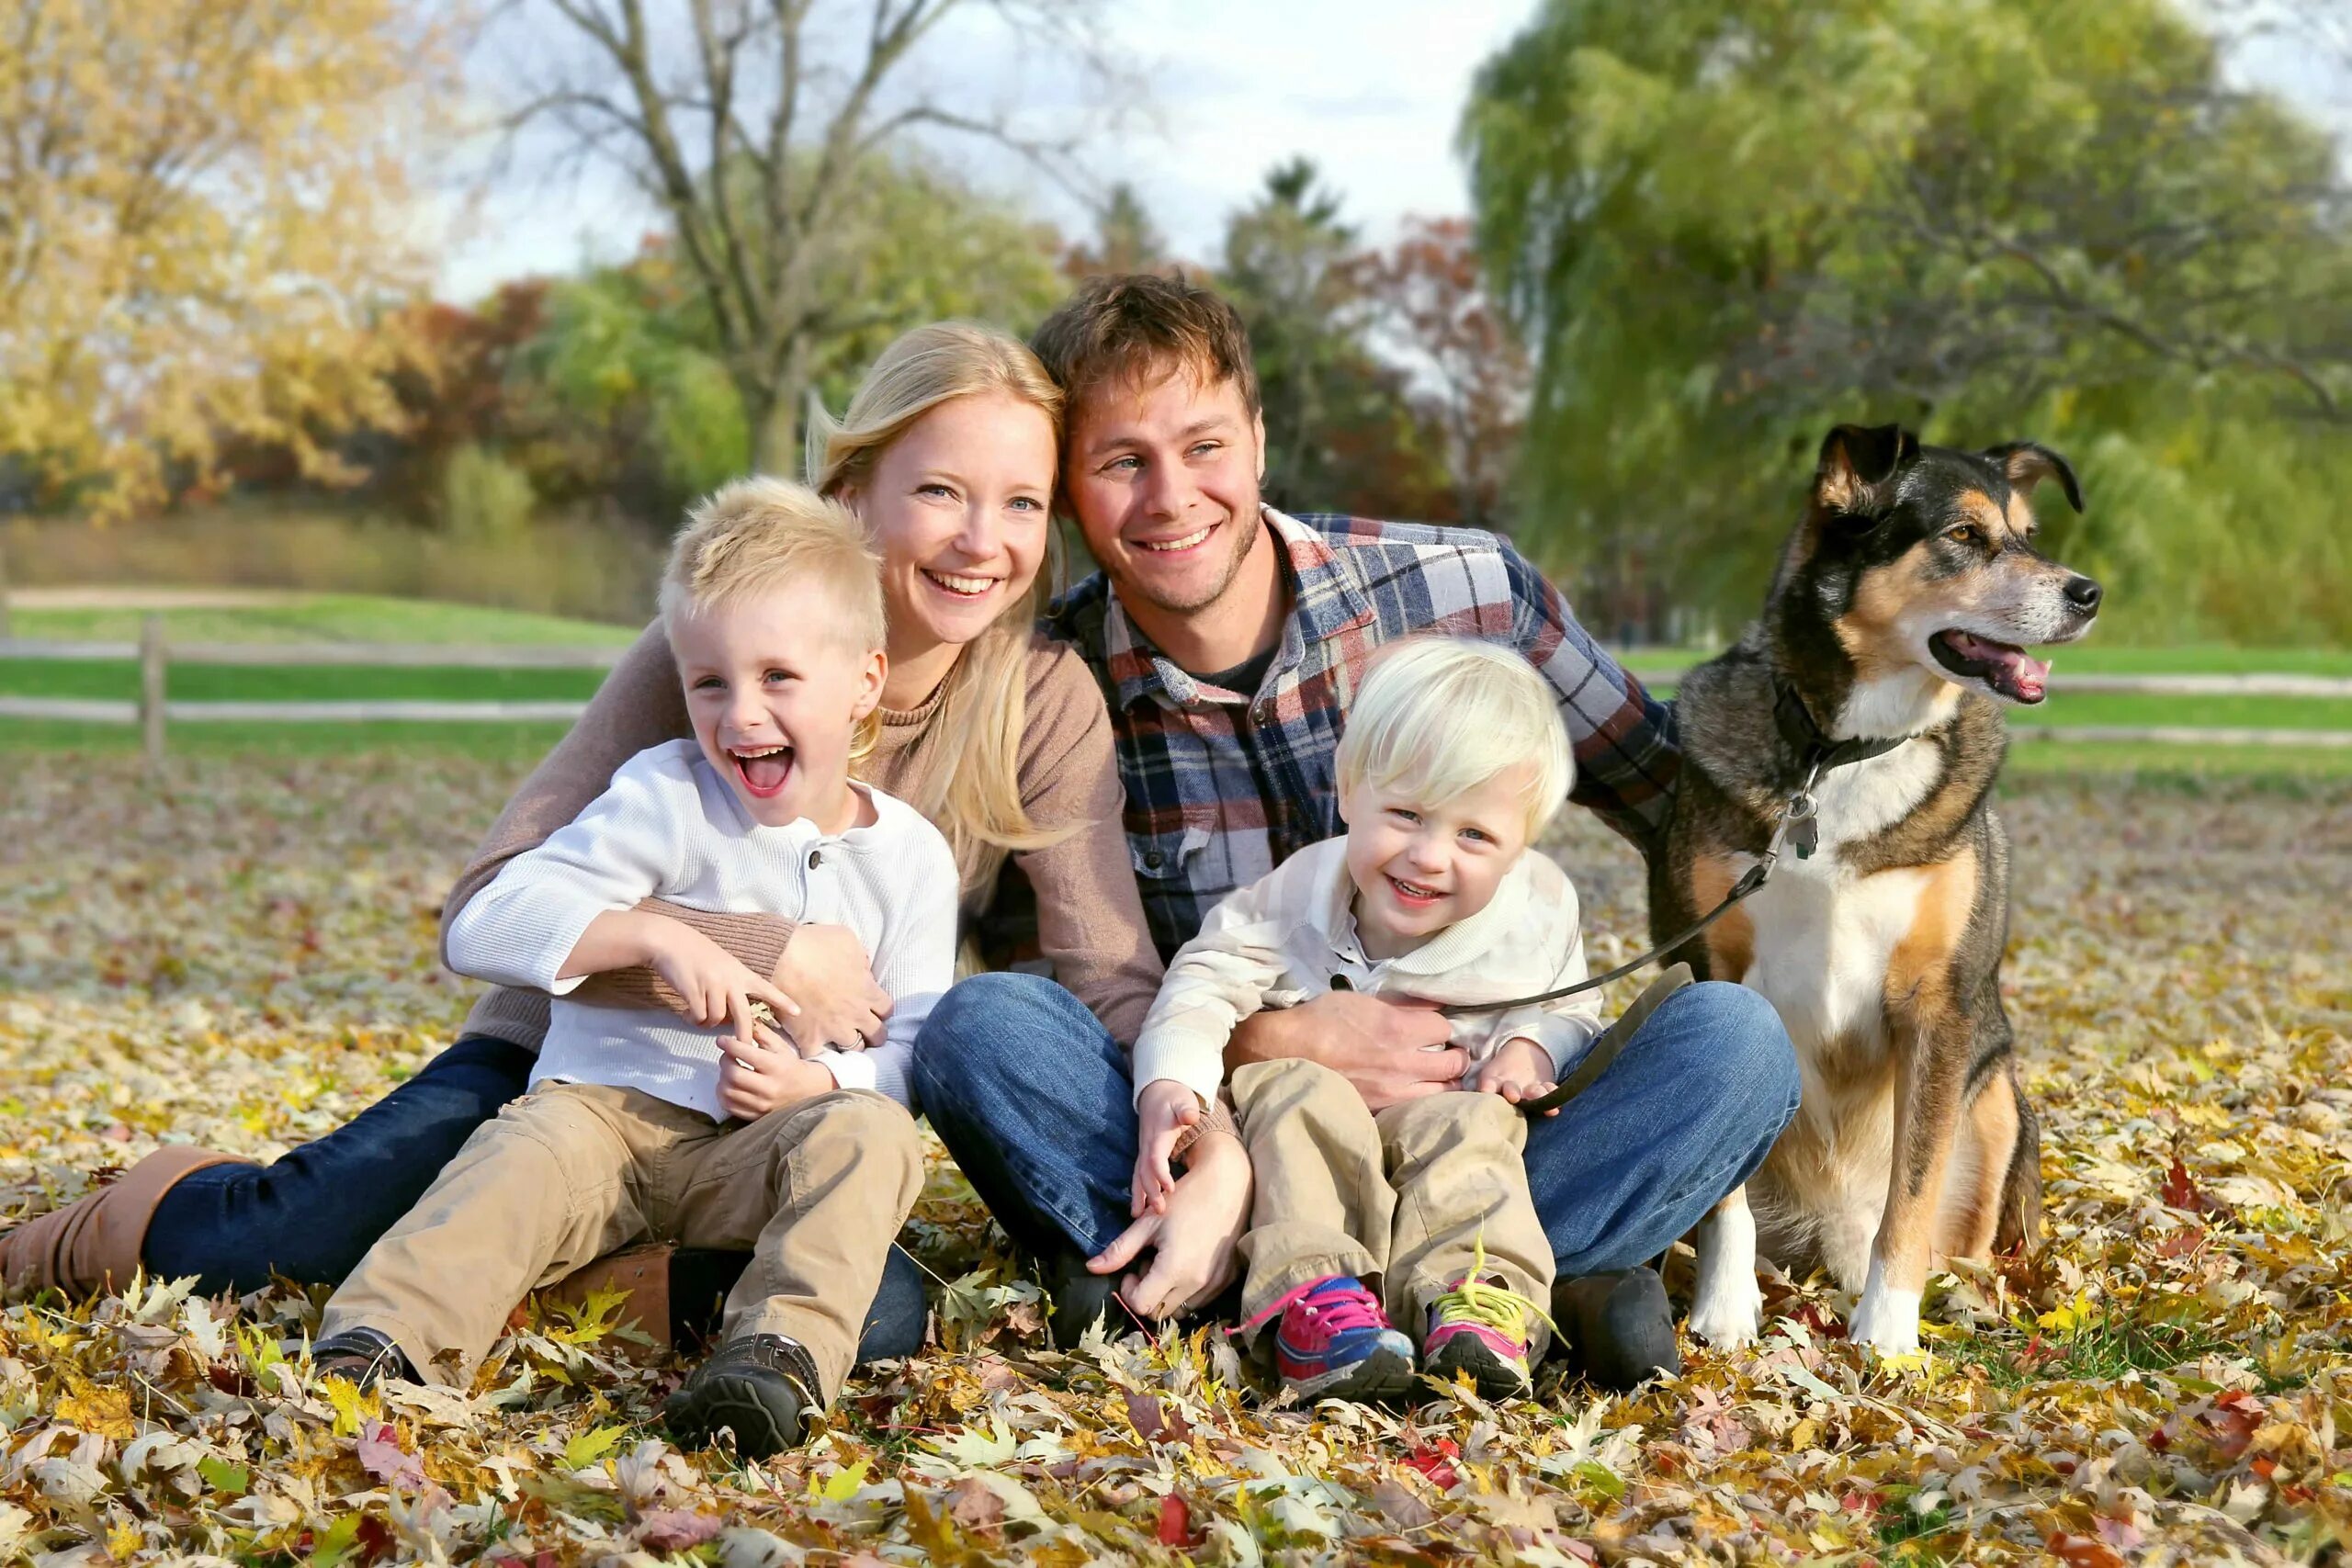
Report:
1131,1078,1204,1217
717,1027,838,1121
770,923,893,1055
1477,1036,1561,1116
1087,1129,1252,1321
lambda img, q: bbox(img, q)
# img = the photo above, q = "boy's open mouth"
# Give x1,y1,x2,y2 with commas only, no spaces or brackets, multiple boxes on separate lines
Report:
729,744,794,798
1929,629,2051,704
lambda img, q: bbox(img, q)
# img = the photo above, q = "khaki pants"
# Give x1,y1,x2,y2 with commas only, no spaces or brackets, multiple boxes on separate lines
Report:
321,1081,922,1402
1231,1058,1552,1356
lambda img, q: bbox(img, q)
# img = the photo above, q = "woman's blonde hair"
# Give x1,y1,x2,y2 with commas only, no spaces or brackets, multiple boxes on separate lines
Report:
1336,637,1574,838
661,476,888,764
806,321,1069,888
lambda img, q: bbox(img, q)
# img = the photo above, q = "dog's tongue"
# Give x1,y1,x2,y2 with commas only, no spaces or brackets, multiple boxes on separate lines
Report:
741,751,790,792
1950,632,2051,701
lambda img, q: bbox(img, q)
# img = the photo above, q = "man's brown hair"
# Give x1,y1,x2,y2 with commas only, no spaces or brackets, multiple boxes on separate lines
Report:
1029,272,1261,417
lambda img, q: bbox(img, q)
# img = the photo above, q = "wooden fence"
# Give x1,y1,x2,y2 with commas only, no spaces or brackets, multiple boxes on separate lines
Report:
2,616,2348,760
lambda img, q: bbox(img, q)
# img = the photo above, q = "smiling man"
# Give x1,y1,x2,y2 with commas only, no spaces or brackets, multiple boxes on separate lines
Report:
910,274,1804,1388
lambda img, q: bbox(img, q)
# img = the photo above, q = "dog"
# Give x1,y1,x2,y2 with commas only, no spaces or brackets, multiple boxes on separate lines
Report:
1651,423,2101,1355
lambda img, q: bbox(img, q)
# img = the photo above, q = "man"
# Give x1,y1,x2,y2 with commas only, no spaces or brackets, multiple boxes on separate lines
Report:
910,274,1801,1388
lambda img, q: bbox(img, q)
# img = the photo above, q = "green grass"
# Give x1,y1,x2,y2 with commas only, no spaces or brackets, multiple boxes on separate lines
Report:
0,659,607,704
1942,1314,2235,1390
0,718,575,761
7,592,639,647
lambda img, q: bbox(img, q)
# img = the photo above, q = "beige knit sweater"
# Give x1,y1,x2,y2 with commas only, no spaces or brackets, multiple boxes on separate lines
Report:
444,622,1162,1050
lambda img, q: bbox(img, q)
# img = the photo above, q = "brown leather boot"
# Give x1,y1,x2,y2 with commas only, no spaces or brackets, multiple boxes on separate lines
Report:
523,1241,674,1359
0,1146,252,1298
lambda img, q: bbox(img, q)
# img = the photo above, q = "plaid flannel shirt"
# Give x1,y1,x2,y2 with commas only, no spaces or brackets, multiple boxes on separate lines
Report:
1045,507,1680,961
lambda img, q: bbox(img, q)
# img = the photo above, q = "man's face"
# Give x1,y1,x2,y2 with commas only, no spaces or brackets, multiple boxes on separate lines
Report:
1063,363,1267,616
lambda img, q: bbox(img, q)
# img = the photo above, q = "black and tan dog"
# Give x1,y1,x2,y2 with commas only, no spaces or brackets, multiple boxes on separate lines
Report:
1655,423,2101,1355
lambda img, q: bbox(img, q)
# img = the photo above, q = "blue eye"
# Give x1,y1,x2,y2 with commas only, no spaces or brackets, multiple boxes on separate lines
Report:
1388,807,1420,824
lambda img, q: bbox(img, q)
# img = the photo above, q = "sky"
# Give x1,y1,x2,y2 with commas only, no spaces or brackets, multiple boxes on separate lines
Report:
434,0,1543,302
434,0,2350,305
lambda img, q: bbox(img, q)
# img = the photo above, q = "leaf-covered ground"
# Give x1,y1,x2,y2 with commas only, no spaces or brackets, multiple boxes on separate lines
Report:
2,755,2346,1566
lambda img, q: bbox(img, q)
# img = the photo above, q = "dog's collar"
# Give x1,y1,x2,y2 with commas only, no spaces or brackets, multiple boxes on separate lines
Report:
1772,678,1912,773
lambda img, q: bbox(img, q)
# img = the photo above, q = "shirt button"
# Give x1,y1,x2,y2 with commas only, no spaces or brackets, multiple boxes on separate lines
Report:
808,849,824,869
1143,850,1164,870
1329,974,1353,991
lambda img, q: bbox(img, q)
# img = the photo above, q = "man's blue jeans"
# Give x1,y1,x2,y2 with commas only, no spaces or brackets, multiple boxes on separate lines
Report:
911,972,1802,1284
144,1035,927,1361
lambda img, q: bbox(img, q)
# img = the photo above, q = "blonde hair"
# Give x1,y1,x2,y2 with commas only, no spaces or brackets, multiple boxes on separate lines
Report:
806,321,1070,887
1336,637,1574,838
660,476,887,762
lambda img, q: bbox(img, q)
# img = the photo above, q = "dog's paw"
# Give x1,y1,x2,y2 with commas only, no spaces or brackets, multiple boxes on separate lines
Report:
1685,1271,1765,1349
1845,1284,1922,1357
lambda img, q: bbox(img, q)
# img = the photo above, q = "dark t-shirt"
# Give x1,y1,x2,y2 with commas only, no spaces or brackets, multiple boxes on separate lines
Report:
1185,645,1279,700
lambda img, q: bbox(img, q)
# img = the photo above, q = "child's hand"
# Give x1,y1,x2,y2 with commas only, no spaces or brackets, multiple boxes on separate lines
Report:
1131,1079,1205,1217
1478,1037,1561,1116
645,919,801,1048
717,1027,836,1121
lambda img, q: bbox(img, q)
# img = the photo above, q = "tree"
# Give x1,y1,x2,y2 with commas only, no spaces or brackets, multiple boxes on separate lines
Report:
1221,159,1455,519
1464,0,2352,642
0,0,458,514
505,0,1121,475
1347,216,1532,530
1065,182,1168,277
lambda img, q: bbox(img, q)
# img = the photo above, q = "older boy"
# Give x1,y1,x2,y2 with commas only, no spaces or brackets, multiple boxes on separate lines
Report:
310,479,956,1459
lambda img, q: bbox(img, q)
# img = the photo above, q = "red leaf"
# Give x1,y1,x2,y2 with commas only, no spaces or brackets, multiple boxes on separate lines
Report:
1156,1492,1195,1547
2161,1158,2223,1215
637,1511,723,1553
1124,1389,1193,1446
1404,1440,1461,1491
948,1478,1005,1537
2047,1531,2127,1568
2155,1224,2207,1261
356,1420,424,1490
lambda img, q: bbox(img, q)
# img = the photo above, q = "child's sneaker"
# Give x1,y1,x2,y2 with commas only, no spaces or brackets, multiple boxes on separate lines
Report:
662,1333,821,1460
1248,1276,1416,1401
1424,1276,1543,1396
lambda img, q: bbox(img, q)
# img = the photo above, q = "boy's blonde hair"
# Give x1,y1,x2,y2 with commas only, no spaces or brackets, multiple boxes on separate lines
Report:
660,475,886,651
661,477,887,761
1336,637,1573,838
807,321,1071,889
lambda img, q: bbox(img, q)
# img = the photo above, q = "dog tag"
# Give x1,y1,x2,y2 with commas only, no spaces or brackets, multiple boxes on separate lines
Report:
1783,790,1820,860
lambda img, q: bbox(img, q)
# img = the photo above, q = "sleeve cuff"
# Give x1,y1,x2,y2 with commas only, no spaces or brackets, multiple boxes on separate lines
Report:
1130,1031,1228,1111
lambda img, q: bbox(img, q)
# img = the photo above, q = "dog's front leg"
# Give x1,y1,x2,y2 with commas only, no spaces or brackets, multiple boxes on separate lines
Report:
1685,1185,1765,1348
1848,1011,1972,1356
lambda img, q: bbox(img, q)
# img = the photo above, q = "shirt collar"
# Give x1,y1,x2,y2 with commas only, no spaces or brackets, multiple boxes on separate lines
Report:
1102,506,1380,711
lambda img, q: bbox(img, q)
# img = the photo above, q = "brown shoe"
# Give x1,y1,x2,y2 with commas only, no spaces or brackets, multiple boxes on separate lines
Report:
526,1241,674,1359
0,1146,252,1299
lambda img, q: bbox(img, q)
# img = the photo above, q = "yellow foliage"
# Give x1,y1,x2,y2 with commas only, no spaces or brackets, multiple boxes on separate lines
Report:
0,0,462,514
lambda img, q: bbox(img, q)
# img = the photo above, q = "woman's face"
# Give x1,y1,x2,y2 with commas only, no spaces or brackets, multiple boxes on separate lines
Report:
846,390,1057,656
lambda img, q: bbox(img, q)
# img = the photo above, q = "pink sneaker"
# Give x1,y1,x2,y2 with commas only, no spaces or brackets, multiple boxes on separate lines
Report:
1423,1275,1540,1396
1242,1276,1417,1401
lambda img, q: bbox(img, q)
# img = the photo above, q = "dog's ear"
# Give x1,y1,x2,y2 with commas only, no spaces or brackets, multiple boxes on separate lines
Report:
1814,423,1917,515
1982,441,2084,513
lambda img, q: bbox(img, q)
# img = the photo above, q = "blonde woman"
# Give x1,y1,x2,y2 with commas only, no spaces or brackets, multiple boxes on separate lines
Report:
2,323,1178,1359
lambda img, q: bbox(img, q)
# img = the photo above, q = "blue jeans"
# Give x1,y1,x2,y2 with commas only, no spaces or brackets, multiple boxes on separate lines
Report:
912,972,1801,1280
146,1034,927,1361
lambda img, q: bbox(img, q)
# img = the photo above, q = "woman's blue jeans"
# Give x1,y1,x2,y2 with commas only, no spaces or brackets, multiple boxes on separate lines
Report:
144,1035,928,1361
910,972,1802,1280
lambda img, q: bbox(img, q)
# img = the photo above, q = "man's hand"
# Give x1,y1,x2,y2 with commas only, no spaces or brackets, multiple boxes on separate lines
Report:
569,910,801,1048
1227,990,1466,1111
1087,1129,1251,1321
1477,1035,1561,1116
770,923,892,1055
717,1027,838,1121
1131,1078,1204,1217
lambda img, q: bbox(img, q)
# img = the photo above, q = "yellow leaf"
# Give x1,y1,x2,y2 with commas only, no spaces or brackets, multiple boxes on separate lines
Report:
320,1373,378,1438
106,1520,143,1561
814,1458,871,1502
55,1383,136,1440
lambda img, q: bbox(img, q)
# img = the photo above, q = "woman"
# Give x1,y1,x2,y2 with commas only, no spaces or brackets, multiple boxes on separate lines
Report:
2,323,1209,1357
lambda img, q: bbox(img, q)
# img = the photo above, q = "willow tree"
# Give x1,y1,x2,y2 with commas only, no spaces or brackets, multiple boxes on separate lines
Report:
1463,0,2352,642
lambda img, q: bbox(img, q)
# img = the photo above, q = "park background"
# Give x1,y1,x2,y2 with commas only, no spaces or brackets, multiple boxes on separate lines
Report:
2,1,2349,1565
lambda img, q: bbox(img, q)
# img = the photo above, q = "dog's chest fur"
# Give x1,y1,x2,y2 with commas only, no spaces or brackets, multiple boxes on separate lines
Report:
1730,739,1947,1067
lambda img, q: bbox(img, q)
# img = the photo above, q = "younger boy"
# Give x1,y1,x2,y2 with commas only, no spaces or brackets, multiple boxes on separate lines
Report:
310,478,958,1459
1129,637,1600,1398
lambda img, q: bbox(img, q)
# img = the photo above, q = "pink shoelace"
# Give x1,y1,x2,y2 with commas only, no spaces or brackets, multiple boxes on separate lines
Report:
1236,1276,1389,1337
